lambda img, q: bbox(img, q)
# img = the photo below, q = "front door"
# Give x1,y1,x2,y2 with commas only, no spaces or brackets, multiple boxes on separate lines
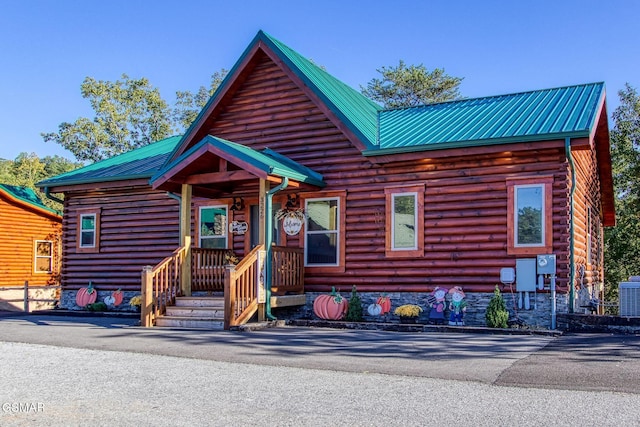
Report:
250,203,281,249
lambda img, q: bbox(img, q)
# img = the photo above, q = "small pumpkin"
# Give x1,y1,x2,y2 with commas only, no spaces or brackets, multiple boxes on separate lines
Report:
313,287,348,320
367,303,383,316
376,295,392,315
104,295,115,306
76,282,97,307
111,289,124,306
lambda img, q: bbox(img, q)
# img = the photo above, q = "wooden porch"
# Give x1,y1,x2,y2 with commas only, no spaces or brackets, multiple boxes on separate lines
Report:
140,244,305,329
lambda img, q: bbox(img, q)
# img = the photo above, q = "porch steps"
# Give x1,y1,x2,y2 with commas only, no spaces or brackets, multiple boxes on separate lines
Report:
155,296,225,329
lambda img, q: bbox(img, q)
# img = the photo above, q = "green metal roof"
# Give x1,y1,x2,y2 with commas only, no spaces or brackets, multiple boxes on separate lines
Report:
37,32,608,191
153,136,325,188
0,184,60,216
369,82,605,155
37,136,182,187
259,31,382,149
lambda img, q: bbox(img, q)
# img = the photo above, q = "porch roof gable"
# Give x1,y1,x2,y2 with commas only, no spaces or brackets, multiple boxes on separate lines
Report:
150,135,325,191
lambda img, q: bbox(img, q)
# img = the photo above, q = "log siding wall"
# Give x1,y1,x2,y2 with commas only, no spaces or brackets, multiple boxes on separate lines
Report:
201,54,578,294
571,148,605,291
54,51,607,304
0,195,62,287
61,186,180,292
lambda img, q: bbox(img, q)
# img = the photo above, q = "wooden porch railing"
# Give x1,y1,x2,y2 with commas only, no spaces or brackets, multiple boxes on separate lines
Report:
191,247,227,292
141,245,187,327
142,245,304,328
271,246,304,295
224,244,264,329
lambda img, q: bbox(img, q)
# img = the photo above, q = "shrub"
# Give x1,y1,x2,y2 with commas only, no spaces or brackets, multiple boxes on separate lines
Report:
345,285,364,322
486,285,509,328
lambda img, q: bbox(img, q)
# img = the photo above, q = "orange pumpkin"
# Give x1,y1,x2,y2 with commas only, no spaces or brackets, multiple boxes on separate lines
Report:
313,287,348,320
376,295,392,315
112,289,124,306
76,282,97,307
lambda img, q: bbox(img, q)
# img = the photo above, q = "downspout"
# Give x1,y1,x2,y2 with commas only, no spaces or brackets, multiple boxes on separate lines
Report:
265,177,289,320
566,137,576,313
44,187,64,206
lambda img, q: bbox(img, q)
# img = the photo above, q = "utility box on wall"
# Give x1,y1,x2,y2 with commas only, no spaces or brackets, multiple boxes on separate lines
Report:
536,254,556,275
516,258,537,292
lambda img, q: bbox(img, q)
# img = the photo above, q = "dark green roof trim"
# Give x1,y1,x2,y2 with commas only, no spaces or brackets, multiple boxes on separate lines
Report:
152,135,325,188
363,130,591,157
0,184,60,216
37,136,182,188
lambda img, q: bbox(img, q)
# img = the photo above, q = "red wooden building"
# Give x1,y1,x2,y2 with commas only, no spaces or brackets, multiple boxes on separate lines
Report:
0,184,62,310
38,31,614,329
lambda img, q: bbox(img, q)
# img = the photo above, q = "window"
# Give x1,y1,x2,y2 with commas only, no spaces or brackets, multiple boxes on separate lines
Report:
199,206,228,249
77,210,100,253
385,185,424,258
506,177,553,255
34,240,53,273
305,198,339,266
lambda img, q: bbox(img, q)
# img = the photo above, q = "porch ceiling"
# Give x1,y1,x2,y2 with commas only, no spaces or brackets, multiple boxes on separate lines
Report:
150,135,325,197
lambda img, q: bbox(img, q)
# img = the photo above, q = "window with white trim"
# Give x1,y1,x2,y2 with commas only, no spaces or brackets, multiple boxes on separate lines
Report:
199,205,228,249
77,210,100,252
391,192,418,250
514,184,545,247
385,185,424,258
305,197,339,266
34,240,53,273
506,177,553,255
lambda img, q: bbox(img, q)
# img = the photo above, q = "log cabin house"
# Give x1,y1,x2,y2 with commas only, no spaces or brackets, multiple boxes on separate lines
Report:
0,184,62,310
37,30,614,329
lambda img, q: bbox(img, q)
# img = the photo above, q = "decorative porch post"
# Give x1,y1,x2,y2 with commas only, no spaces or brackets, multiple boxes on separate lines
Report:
180,184,192,296
256,179,269,321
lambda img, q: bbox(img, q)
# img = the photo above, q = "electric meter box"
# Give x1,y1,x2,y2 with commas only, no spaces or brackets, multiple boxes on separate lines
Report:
516,258,537,292
536,254,556,275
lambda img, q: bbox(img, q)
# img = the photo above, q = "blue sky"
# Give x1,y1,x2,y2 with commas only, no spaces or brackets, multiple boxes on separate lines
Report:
1,0,638,161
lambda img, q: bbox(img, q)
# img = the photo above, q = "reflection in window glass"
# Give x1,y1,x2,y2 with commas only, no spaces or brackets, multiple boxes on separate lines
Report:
80,214,96,247
200,206,227,249
305,199,339,266
392,193,416,249
35,240,53,273
515,185,543,245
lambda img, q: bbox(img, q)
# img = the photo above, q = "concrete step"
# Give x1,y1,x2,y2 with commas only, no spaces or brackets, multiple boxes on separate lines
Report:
174,296,224,308
164,306,224,318
155,316,224,329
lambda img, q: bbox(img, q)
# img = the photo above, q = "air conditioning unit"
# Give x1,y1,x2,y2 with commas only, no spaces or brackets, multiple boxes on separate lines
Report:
619,281,640,316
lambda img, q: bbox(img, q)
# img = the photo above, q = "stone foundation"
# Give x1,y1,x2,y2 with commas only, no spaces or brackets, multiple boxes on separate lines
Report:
292,290,569,330
60,289,140,312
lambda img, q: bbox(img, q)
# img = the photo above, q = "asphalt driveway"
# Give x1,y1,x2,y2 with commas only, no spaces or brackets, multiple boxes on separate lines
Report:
0,313,638,394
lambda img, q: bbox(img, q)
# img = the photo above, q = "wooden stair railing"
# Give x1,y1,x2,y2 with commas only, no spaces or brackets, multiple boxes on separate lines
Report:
141,245,187,327
224,244,264,329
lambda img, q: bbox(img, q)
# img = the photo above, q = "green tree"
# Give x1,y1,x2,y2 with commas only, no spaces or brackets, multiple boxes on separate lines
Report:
604,83,640,305
173,69,228,130
361,60,463,108
0,153,81,210
42,74,174,163
345,285,364,322
486,286,509,328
